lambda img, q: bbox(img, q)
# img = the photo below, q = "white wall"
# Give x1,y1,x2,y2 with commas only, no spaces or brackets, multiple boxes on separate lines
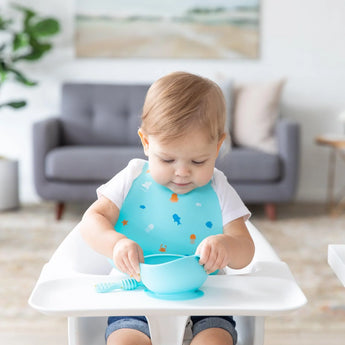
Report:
1,0,345,203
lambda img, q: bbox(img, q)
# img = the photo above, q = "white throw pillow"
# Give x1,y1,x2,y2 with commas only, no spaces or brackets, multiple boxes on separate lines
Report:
232,79,285,154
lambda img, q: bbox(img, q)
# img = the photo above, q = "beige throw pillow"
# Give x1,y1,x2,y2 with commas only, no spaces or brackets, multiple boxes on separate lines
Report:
232,79,285,154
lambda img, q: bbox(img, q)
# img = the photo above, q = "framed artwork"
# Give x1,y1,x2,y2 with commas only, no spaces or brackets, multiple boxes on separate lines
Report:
75,0,260,59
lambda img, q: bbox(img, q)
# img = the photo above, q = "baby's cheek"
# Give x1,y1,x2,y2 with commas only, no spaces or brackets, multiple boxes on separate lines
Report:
150,168,168,185
196,168,214,186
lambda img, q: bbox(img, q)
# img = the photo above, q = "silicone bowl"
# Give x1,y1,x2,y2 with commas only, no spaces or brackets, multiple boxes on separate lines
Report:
139,254,207,299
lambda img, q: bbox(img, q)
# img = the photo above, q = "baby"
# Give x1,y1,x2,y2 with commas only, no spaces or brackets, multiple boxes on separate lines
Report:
80,71,255,345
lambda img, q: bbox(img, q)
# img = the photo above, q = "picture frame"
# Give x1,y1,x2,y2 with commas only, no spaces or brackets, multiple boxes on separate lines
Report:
75,0,260,59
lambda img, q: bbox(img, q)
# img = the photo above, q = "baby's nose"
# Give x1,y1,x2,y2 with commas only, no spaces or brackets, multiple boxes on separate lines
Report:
175,164,190,176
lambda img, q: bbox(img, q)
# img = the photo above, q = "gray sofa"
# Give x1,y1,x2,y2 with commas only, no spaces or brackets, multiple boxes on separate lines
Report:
216,119,299,220
33,82,299,220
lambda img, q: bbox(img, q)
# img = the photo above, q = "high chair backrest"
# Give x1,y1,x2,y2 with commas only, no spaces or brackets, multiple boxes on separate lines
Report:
48,222,112,275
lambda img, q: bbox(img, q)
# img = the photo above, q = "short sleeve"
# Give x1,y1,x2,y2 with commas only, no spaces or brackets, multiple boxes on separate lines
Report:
96,159,146,209
212,168,251,225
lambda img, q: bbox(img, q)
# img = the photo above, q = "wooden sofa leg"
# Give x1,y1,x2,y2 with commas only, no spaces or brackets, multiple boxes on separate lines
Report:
265,203,276,221
56,202,65,221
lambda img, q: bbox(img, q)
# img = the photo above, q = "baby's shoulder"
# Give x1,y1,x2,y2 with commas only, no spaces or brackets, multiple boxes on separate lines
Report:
127,158,147,172
211,167,228,187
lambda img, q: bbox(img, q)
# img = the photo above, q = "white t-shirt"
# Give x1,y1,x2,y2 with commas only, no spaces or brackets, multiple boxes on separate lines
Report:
97,159,250,226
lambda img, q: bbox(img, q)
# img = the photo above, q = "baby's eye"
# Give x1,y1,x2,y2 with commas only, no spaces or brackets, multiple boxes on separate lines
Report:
192,160,206,165
161,158,174,164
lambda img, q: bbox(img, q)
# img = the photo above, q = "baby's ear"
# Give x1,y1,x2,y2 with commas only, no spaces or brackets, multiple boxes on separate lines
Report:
138,129,149,155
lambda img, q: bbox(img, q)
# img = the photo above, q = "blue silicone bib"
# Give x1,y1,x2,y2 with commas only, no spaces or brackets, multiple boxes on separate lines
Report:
114,163,223,256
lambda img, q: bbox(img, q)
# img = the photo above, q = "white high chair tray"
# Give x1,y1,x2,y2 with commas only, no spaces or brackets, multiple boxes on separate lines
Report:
29,260,306,317
328,244,345,286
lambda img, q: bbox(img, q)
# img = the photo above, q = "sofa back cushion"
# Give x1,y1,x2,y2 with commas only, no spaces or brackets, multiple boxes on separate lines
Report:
60,83,150,145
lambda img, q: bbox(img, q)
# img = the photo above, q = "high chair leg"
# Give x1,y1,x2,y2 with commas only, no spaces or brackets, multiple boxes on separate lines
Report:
146,314,189,345
68,317,80,345
67,316,108,345
253,317,265,345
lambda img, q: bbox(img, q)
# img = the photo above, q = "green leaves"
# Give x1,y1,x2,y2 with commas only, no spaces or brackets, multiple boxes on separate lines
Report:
0,3,60,110
0,16,12,30
32,18,60,37
13,32,29,51
7,67,37,86
8,5,60,62
0,100,27,109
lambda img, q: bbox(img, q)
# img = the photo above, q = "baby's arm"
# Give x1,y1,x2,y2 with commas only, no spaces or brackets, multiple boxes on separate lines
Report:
79,195,143,281
196,217,255,274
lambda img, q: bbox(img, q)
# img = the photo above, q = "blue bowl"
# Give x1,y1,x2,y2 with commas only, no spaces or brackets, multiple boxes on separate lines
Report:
139,254,207,299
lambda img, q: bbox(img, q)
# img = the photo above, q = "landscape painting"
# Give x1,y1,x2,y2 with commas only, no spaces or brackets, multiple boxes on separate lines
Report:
75,0,260,59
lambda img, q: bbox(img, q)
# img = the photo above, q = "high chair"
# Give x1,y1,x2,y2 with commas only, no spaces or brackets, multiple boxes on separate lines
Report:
29,221,306,345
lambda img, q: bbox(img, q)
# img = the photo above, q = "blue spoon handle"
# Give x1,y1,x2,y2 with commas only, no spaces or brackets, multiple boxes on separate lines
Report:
95,278,143,293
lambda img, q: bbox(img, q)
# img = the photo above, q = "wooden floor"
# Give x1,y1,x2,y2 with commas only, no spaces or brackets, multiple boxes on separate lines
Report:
0,331,67,345
265,330,345,345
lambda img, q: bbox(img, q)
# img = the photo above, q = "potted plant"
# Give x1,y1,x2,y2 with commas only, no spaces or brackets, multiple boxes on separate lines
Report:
0,3,60,210
0,3,60,109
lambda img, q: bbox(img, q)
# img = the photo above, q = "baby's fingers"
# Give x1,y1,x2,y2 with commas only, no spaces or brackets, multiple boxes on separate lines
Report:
128,247,143,281
205,253,226,274
196,243,214,273
114,257,132,277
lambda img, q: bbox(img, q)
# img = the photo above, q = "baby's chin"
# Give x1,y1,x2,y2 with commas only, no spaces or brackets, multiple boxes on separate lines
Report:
167,183,198,195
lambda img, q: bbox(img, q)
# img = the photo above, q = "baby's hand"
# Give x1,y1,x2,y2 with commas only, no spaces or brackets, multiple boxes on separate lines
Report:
112,238,144,281
195,235,230,274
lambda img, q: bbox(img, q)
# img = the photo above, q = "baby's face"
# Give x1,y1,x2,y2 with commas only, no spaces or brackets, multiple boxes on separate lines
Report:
141,128,223,194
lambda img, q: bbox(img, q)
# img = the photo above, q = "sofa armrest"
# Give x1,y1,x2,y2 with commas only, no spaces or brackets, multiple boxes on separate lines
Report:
276,119,300,160
275,118,300,199
33,117,62,194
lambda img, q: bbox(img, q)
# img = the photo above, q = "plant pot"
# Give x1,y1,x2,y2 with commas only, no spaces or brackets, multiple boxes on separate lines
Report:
0,159,19,211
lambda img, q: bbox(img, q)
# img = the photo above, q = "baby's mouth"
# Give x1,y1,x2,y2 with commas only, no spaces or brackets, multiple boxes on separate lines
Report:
173,182,191,187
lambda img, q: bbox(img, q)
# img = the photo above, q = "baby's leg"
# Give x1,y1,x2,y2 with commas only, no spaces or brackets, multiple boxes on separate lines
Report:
190,328,233,345
190,316,236,345
107,329,151,345
106,316,151,345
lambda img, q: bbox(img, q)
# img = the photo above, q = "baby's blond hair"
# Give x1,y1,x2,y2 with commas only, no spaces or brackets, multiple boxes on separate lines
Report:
141,72,226,143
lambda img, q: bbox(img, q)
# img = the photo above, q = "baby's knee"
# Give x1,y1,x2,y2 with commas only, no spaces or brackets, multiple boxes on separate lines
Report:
191,327,234,345
107,328,151,345
106,316,151,345
191,316,236,345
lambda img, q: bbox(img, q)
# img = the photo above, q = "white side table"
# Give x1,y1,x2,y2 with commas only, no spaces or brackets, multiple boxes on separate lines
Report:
315,135,345,215
0,158,19,211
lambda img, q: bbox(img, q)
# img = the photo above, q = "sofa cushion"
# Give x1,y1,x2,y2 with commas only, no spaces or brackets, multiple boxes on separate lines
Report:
231,79,285,154
216,147,281,182
45,146,146,182
60,83,150,146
